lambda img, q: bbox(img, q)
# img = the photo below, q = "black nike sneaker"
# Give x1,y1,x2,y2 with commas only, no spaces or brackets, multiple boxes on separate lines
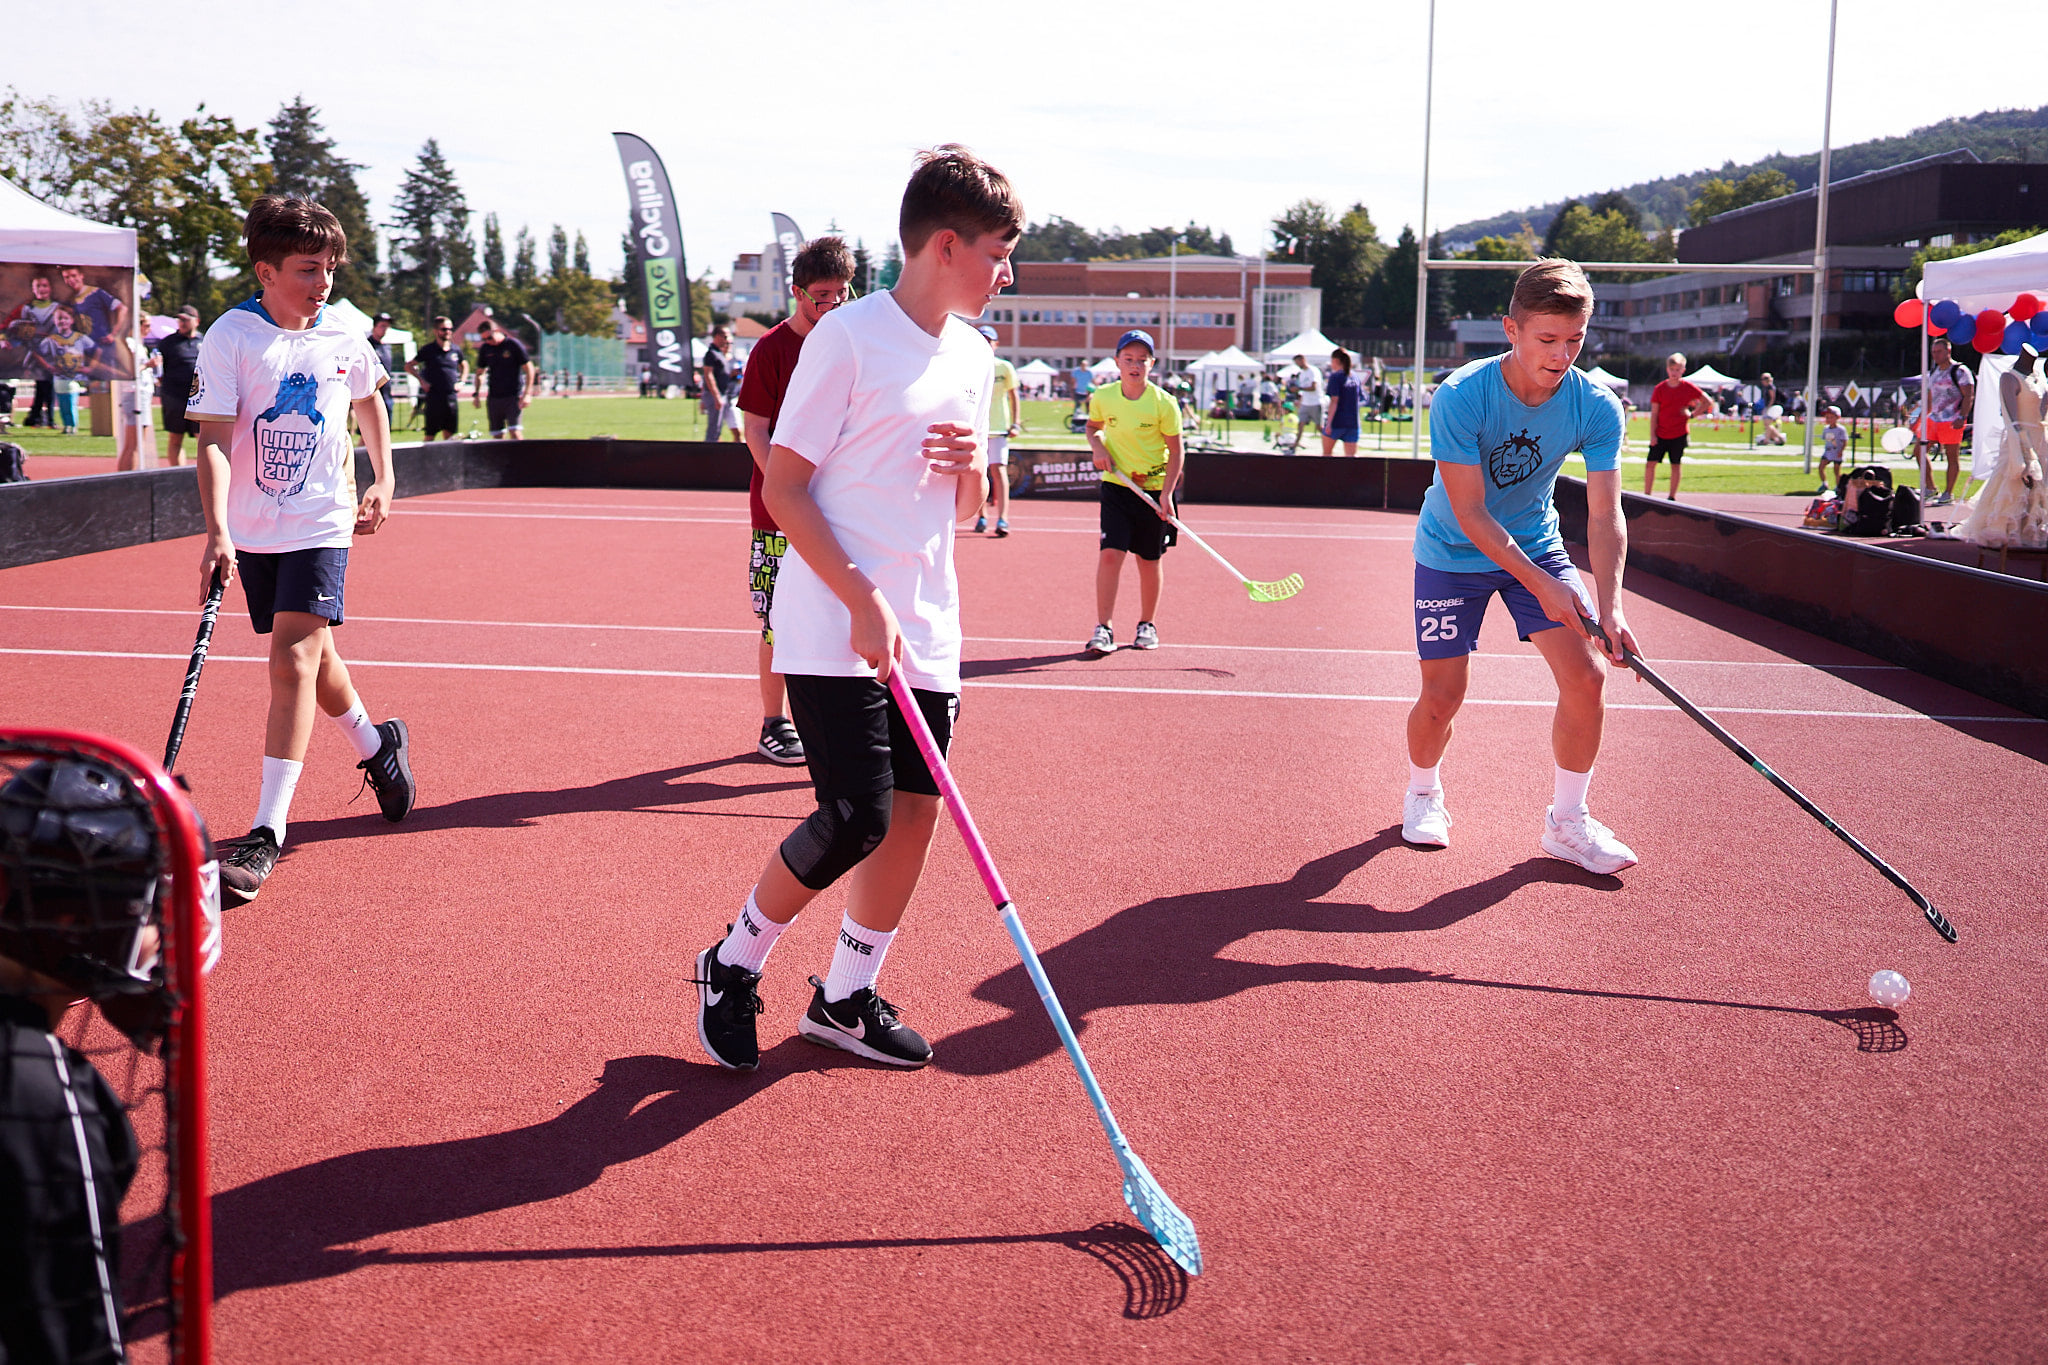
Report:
357,718,416,822
218,826,281,905
797,975,932,1068
693,935,764,1070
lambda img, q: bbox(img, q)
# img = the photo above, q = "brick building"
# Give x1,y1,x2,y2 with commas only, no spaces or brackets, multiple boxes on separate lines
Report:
981,255,1319,372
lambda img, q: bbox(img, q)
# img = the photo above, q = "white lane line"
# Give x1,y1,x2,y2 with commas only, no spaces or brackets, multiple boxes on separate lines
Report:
0,606,1910,670
4,648,2032,722
419,496,1408,533
397,507,1409,541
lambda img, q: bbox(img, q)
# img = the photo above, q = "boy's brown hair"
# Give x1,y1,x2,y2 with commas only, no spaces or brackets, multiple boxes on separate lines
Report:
898,145,1024,255
244,194,350,270
1509,259,1594,320
792,235,857,290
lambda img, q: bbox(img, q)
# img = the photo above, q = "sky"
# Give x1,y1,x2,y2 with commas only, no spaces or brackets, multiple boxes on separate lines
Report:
15,0,2021,287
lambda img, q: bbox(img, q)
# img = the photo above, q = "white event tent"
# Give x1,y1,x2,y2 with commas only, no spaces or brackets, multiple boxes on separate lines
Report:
0,174,135,267
1188,345,1263,399
1684,363,1742,388
1264,328,1340,364
1921,231,2048,477
1087,354,1121,381
1014,357,1056,398
1581,364,1630,396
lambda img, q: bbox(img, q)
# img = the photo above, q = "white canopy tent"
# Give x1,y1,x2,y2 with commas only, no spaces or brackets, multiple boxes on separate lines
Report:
1684,363,1742,388
1581,364,1630,395
1921,229,2048,313
1014,357,1056,398
1087,354,1121,380
0,174,135,267
327,297,415,363
1264,328,1340,364
1188,345,1263,400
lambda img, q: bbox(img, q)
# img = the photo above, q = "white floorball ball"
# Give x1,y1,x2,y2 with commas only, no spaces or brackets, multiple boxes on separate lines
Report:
1868,970,1912,1008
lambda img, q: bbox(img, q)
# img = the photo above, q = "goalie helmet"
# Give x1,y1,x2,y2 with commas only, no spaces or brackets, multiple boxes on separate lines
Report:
0,756,171,1028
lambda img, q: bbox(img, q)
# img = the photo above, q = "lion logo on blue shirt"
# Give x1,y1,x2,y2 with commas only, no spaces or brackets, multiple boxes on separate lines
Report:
1487,428,1543,489
253,371,326,502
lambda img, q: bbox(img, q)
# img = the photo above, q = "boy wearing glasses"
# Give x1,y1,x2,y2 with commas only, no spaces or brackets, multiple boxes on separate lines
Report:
736,236,859,767
405,317,467,441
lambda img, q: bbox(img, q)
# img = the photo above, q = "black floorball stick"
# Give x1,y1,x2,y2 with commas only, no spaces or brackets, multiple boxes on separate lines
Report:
164,566,226,773
1587,621,1957,943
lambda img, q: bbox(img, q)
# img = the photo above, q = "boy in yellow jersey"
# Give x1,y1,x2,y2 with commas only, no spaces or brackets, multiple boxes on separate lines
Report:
1084,329,1184,653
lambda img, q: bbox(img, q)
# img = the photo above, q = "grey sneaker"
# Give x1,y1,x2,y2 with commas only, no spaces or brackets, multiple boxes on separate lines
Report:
1085,624,1115,655
1132,621,1160,650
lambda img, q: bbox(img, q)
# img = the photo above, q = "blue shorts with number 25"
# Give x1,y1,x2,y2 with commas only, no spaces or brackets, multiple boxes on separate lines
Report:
1412,548,1596,660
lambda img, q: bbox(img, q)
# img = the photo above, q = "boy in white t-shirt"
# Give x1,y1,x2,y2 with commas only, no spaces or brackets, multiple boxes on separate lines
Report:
693,146,1021,1071
188,195,417,905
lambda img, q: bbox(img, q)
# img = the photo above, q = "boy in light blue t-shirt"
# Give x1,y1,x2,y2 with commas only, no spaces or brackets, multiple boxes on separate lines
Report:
1402,260,1643,875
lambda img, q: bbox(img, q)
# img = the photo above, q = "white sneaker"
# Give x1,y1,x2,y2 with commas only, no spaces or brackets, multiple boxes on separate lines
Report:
1402,789,1452,847
1085,624,1115,655
1542,805,1638,874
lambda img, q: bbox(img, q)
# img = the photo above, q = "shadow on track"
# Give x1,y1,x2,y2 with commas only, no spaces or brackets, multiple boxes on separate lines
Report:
1397,972,1909,1054
936,831,1621,1077
280,754,809,846
125,1047,1183,1321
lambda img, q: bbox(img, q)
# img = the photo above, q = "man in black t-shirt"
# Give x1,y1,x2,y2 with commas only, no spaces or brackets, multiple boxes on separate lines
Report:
155,305,204,465
406,316,467,441
473,322,536,439
700,325,743,442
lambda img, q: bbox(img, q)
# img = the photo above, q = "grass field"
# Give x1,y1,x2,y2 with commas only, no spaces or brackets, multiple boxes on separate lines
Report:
9,393,1985,500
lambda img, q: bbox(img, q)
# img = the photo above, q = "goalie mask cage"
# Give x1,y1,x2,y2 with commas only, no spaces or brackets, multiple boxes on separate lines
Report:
0,728,212,1364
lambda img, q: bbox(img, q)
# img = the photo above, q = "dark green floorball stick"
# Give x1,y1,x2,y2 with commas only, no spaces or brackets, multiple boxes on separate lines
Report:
886,667,1203,1274
1588,621,1957,943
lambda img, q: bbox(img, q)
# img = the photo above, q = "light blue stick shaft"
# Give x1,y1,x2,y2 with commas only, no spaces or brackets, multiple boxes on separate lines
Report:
998,908,1136,1155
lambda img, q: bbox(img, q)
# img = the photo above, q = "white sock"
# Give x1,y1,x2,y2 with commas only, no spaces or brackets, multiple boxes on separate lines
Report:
1553,764,1593,816
1408,760,1441,795
823,914,895,1003
716,888,792,974
253,756,303,843
333,701,383,760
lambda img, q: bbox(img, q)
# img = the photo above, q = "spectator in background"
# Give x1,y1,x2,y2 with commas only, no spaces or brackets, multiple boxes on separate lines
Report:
1915,337,1974,506
367,312,396,428
1645,351,1710,501
115,332,154,470
473,321,536,439
1322,347,1364,456
1292,353,1323,445
1755,371,1785,445
701,325,743,441
58,265,126,348
406,316,466,441
156,305,204,465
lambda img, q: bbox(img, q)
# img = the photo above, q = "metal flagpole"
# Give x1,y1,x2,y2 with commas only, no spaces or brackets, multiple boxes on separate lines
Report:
1800,0,1839,475
1411,0,1436,460
1168,235,1179,376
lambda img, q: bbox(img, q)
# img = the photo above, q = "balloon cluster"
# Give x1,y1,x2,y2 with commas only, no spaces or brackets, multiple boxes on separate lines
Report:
1895,292,2048,354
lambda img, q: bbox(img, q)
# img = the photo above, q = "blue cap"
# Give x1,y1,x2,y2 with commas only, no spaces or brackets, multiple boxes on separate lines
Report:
1115,329,1155,355
975,323,999,341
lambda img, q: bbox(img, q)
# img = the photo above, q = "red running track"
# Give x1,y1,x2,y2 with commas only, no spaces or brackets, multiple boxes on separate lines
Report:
2,487,2045,1362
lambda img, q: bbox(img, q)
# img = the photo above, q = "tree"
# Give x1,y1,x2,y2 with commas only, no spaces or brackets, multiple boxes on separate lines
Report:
547,224,569,278
482,213,506,285
878,242,902,289
852,238,873,295
387,138,473,325
1269,198,1386,330
266,97,377,310
1903,225,2046,297
1448,231,1535,319
1013,215,1236,262
0,87,98,207
1686,169,1796,227
512,226,537,288
1542,204,1674,280
1588,190,1642,231
573,230,590,275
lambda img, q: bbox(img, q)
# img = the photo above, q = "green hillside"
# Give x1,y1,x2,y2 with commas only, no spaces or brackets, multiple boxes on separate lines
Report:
1440,105,2048,243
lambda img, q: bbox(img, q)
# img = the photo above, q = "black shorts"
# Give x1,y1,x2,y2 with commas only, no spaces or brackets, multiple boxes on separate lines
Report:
486,389,525,434
1099,481,1177,560
1647,436,1687,464
239,546,348,633
160,378,197,435
785,674,956,801
422,392,459,437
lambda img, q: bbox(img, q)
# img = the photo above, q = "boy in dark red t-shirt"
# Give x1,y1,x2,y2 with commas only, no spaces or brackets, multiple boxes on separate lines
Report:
736,236,859,765
1645,351,1711,500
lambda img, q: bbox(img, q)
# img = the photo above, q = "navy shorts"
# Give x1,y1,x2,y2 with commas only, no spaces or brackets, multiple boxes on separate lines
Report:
1326,422,1361,443
1647,436,1687,463
1412,548,1595,659
239,547,348,634
1099,480,1176,560
785,674,956,800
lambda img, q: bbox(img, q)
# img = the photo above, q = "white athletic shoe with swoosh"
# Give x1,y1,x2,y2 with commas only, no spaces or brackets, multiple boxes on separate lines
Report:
798,976,932,1068
1541,806,1639,875
1401,789,1452,847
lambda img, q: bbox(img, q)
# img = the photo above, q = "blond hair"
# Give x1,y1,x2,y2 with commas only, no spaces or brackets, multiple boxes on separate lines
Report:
1666,352,1686,369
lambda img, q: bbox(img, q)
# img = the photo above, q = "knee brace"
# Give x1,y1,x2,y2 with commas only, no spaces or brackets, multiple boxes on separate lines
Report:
779,788,891,890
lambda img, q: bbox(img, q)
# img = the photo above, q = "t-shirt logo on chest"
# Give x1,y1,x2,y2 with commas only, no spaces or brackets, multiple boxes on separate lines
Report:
253,370,326,502
1487,428,1544,489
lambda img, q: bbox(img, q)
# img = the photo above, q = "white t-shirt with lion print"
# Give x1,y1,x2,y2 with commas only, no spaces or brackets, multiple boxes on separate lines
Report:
187,297,386,553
